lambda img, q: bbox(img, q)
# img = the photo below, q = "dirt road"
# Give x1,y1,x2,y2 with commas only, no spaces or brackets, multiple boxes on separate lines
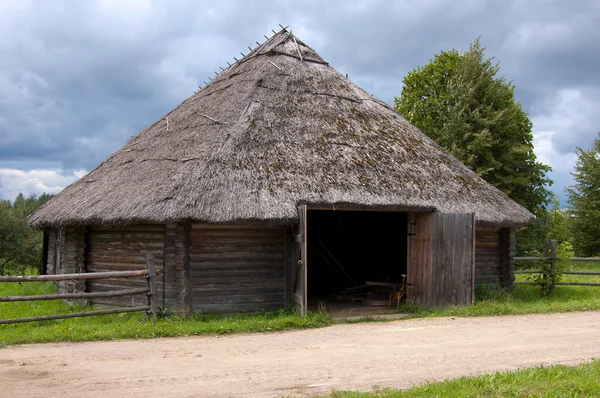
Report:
2,311,599,397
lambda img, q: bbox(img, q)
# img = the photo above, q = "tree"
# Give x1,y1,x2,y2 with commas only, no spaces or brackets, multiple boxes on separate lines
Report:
516,197,571,256
566,133,600,256
0,193,53,275
395,38,552,216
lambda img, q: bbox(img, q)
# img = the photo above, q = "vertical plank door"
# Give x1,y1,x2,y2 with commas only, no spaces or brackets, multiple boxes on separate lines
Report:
431,212,476,306
292,204,308,315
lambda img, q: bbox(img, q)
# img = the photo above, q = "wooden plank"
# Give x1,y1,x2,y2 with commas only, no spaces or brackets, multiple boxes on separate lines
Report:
0,288,149,302
0,306,151,325
0,270,148,282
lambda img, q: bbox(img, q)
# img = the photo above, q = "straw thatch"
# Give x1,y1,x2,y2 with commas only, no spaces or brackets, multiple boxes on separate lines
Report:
29,29,533,229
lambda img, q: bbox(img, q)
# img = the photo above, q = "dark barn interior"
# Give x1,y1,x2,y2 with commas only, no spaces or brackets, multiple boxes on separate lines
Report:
306,210,408,309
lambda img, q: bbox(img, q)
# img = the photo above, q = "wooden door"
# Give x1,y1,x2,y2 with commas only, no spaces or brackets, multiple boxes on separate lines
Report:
432,212,475,306
410,212,475,307
292,204,307,315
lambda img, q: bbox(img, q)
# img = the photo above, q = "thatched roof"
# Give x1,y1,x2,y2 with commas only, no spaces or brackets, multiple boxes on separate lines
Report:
29,29,533,229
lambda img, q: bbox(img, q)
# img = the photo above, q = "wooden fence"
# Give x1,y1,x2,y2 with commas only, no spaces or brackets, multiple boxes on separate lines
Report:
514,240,600,292
0,254,158,325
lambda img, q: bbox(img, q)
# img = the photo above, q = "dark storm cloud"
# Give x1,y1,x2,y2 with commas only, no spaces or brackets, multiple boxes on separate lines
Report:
1,0,599,200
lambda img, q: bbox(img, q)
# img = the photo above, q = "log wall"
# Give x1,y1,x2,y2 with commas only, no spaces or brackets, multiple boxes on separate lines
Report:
474,227,503,285
188,224,285,313
58,227,86,297
164,224,187,313
85,225,165,307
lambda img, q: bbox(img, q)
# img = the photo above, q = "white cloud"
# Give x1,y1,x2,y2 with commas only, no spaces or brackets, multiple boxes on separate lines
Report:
0,169,87,201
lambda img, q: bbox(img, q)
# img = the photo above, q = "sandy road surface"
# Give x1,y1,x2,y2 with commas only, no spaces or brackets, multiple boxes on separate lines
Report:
2,311,600,397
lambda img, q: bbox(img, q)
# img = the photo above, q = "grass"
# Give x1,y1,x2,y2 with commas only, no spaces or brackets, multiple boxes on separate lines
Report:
326,360,600,397
1,261,599,346
395,260,600,319
0,281,332,347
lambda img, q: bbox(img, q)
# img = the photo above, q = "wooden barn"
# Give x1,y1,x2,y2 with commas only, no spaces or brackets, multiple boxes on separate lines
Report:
29,29,532,315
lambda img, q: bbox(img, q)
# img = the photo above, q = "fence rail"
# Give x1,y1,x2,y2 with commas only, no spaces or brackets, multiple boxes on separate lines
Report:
514,240,600,290
0,254,158,325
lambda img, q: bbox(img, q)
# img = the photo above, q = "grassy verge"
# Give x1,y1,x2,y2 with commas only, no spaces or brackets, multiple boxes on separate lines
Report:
1,261,599,346
395,260,600,319
327,360,600,397
0,282,331,347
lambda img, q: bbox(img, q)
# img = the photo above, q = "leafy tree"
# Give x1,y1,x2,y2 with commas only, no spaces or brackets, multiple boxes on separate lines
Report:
567,133,600,256
0,193,53,275
395,38,552,216
516,197,571,256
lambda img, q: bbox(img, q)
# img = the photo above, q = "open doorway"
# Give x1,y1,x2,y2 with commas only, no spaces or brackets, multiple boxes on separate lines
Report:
306,210,408,315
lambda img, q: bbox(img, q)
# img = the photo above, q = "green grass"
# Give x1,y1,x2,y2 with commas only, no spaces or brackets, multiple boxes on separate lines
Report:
396,260,600,319
326,360,600,397
1,261,599,346
0,282,332,347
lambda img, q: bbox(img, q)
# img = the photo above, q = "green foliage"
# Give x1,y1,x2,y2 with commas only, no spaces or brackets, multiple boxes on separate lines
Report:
567,133,600,256
0,193,52,275
516,197,571,256
474,281,508,302
328,360,600,397
526,241,574,297
395,37,552,215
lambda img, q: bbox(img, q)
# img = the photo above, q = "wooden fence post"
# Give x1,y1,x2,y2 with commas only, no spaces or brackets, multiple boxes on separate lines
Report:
146,253,158,319
550,239,557,295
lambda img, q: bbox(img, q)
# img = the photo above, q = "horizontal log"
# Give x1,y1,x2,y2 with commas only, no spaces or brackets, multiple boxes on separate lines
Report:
190,241,283,249
0,306,151,325
192,293,284,305
0,270,149,282
191,270,283,279
90,225,164,232
563,271,600,275
87,248,163,261
86,264,146,272
513,282,538,285
0,287,149,302
192,301,283,313
193,278,284,288
189,251,283,259
90,297,148,307
514,270,542,274
190,261,283,269
476,226,501,231
87,236,164,244
570,258,600,262
555,282,600,286
515,257,548,261
192,286,283,297
191,224,280,230
191,236,283,244
190,229,283,237
87,280,149,290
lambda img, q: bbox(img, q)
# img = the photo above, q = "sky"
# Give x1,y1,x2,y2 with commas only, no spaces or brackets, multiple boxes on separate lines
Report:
1,0,599,205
